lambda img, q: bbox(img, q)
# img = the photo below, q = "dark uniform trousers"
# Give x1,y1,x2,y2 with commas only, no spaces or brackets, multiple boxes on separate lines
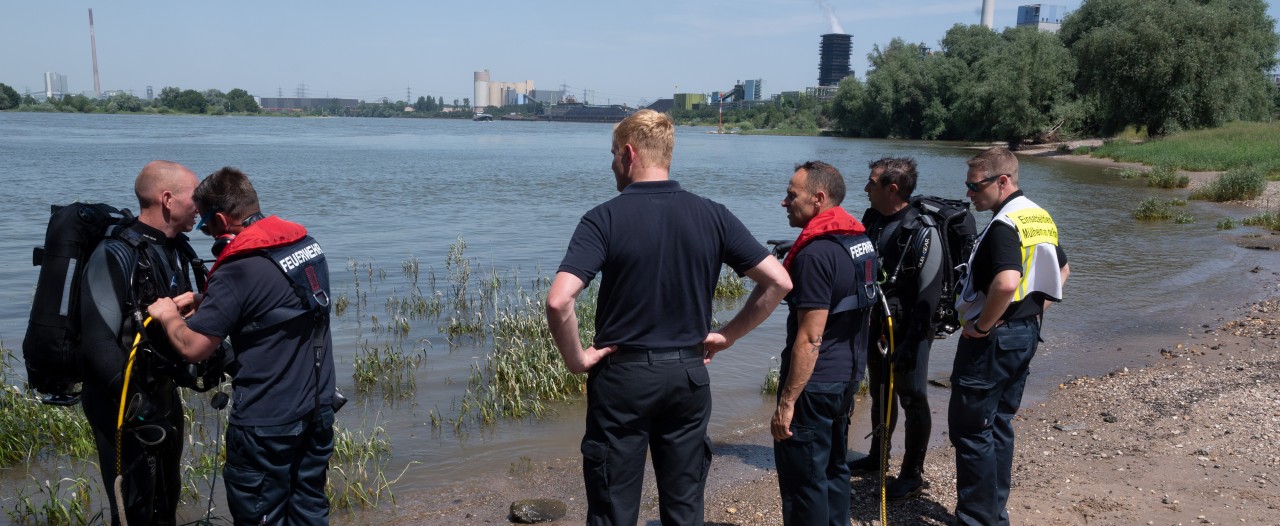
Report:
948,317,1040,526
224,405,335,526
774,381,853,526
582,348,711,526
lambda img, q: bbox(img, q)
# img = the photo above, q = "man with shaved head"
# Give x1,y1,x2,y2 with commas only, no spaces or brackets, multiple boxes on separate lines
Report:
79,160,204,526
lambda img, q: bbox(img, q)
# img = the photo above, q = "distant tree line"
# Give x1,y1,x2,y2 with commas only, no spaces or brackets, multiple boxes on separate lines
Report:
674,95,827,133
831,0,1279,144
0,83,262,115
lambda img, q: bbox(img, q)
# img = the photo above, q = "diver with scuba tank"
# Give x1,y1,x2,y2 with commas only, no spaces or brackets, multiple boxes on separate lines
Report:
77,161,205,526
852,157,946,500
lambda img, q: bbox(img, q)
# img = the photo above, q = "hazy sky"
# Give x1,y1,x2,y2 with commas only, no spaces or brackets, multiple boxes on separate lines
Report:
3,1,1277,107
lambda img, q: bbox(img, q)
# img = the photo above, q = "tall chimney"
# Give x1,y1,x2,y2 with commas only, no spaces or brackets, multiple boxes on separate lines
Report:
981,0,995,29
89,9,100,97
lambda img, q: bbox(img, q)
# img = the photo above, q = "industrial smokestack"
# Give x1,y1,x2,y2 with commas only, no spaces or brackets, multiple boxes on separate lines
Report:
818,33,852,87
981,0,995,29
88,8,100,97
813,0,845,34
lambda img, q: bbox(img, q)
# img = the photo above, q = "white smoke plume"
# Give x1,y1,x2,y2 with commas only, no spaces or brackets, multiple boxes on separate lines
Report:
813,0,846,34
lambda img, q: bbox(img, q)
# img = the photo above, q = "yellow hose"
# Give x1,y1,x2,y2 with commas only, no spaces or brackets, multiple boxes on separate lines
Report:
113,316,150,526
880,315,895,525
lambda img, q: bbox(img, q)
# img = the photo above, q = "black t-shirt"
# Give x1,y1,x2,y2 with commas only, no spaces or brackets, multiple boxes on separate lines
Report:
781,238,863,384
970,191,1069,320
188,254,335,426
557,180,770,349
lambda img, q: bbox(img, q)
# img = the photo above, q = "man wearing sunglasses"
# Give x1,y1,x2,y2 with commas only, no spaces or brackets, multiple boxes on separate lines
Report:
148,167,336,525
950,146,1070,525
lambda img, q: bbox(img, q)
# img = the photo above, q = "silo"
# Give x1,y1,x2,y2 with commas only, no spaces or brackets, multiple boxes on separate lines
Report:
818,33,852,87
474,70,490,110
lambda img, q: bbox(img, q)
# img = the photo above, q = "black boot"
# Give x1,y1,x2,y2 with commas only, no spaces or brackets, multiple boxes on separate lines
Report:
885,451,928,500
847,438,889,476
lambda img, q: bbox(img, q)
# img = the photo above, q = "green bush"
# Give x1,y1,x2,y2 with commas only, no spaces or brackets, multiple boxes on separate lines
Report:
1216,217,1237,230
1242,210,1280,230
1189,166,1268,202
1073,146,1094,155
1133,197,1175,220
1114,167,1142,179
1147,165,1189,188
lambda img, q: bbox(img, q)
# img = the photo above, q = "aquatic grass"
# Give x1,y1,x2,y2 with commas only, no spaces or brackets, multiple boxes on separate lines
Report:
334,293,350,317
179,388,231,505
1242,209,1280,230
385,288,444,321
714,266,749,300
1189,166,1268,202
1216,218,1237,230
1146,165,1189,189
5,477,100,526
444,311,486,340
1133,198,1176,220
1091,121,1280,178
761,358,780,395
0,345,96,466
446,236,472,312
1173,212,1196,224
452,283,599,428
327,418,407,511
351,339,423,398
1112,167,1142,179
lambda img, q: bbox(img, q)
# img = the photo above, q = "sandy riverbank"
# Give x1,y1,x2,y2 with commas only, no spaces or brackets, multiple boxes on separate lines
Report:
368,146,1280,525
379,292,1280,525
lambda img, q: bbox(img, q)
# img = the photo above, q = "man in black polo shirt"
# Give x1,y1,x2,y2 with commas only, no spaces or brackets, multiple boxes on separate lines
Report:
774,161,874,525
547,109,792,526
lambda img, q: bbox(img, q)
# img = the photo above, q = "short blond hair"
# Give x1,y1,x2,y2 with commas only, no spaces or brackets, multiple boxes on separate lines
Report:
613,109,674,170
967,146,1020,185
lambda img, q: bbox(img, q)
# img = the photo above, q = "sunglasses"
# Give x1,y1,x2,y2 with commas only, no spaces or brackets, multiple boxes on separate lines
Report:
965,174,1004,192
197,209,219,236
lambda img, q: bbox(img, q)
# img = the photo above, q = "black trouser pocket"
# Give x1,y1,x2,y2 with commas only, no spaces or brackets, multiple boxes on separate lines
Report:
581,439,611,504
774,425,816,485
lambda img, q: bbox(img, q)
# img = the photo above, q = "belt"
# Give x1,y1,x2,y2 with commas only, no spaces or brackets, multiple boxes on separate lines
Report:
605,345,704,364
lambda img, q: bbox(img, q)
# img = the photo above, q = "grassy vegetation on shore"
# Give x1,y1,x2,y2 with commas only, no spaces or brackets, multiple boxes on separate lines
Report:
1090,122,1280,179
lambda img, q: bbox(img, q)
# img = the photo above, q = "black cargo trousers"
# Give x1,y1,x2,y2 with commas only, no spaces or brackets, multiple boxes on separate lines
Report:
581,346,711,526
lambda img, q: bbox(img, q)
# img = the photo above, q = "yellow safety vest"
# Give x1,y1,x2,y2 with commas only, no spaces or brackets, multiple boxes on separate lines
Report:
956,195,1063,323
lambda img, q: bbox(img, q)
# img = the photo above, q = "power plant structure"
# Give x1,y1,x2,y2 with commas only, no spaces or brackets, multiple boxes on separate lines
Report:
88,8,100,98
818,33,852,87
982,0,995,29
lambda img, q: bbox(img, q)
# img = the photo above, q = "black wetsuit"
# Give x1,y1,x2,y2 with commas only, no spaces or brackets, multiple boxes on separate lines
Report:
79,221,197,526
861,205,944,479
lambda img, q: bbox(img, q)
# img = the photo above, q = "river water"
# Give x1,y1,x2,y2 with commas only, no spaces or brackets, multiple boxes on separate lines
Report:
0,113,1274,520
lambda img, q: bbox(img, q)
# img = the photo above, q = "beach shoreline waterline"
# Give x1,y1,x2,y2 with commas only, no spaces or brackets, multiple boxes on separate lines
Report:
373,149,1280,525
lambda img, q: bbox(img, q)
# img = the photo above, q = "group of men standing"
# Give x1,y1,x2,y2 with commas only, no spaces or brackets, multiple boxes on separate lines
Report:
548,109,1069,525
63,108,1065,526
